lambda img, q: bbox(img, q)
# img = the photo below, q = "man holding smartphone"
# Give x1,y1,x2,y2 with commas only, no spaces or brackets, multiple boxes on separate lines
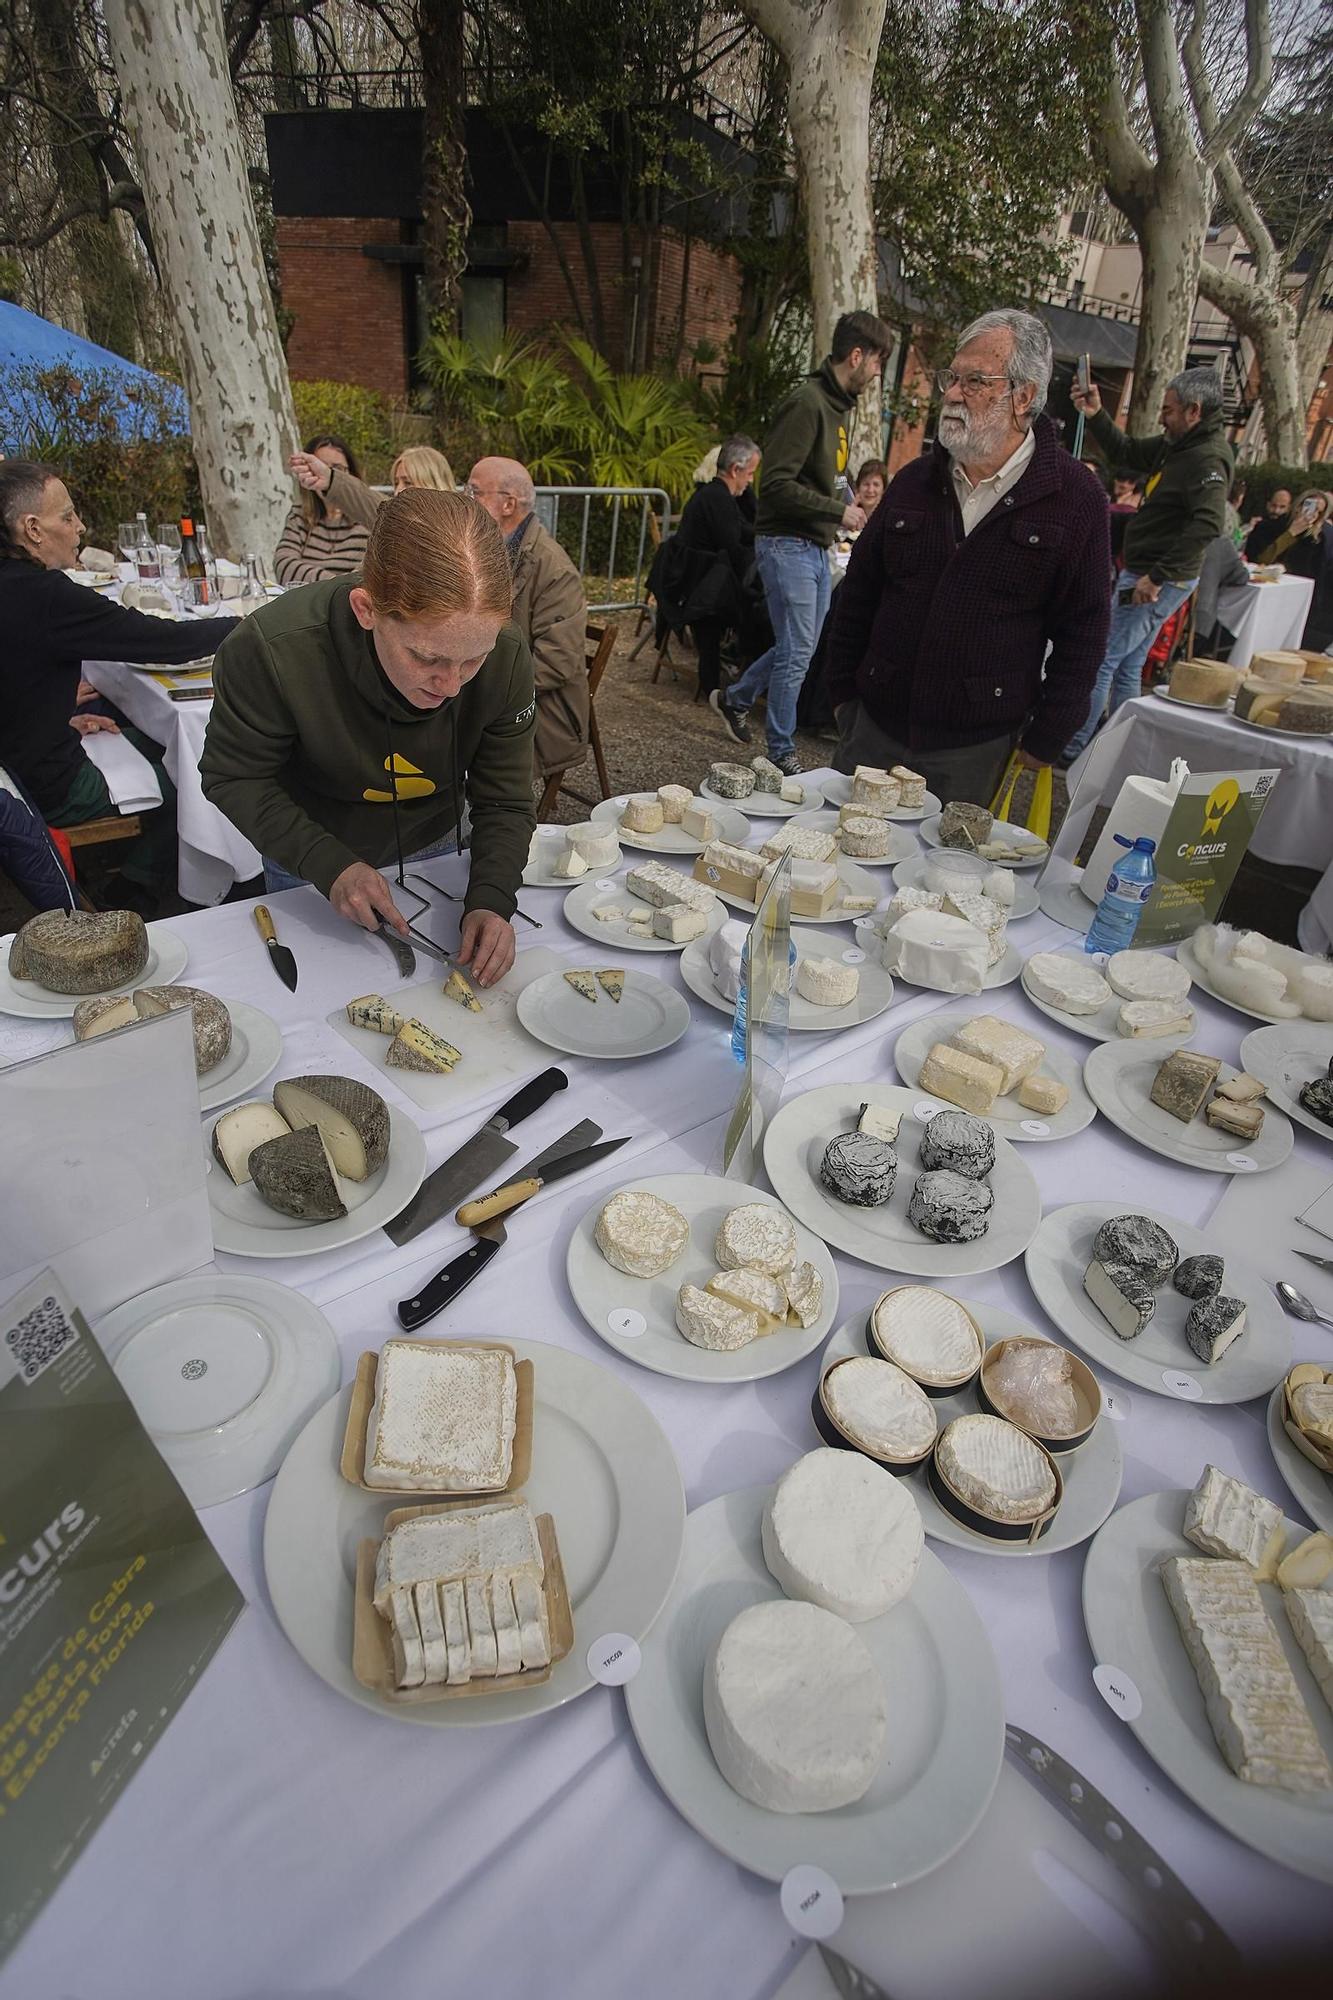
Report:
1062,365,1233,762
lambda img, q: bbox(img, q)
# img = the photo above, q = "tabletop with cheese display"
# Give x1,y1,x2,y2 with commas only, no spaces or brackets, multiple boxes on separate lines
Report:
2,763,1332,2000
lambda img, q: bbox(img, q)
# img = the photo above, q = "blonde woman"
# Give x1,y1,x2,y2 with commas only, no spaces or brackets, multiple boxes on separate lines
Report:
288,440,455,537
275,432,372,583
202,489,536,986
392,444,454,492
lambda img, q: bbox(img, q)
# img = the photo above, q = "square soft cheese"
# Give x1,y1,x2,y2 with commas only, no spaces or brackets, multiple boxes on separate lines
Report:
365,1340,518,1491
373,1500,543,1612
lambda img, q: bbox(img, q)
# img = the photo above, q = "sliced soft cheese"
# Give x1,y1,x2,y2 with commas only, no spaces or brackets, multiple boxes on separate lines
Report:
762,1447,923,1620
464,1573,499,1675
373,1502,543,1612
386,1019,463,1073
441,1578,472,1683
490,1574,523,1676
210,1100,291,1185
675,1283,762,1351
510,1568,551,1670
388,1587,426,1688
783,1260,824,1328
551,842,588,879
346,993,406,1036
1118,997,1195,1039
413,1579,450,1684
1184,1464,1286,1571
1275,1533,1333,1593
705,1266,787,1331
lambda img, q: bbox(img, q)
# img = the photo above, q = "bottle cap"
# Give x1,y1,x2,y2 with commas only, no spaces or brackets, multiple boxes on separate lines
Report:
1132,837,1157,853
180,517,195,534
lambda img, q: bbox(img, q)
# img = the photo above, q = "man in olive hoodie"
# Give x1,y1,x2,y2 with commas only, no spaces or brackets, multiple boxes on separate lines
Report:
711,309,892,773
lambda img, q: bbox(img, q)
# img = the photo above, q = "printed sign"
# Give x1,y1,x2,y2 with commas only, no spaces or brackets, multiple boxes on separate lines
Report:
1134,768,1279,947
722,856,792,1178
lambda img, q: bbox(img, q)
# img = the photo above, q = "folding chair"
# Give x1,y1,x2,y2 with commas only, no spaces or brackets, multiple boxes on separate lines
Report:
538,623,617,819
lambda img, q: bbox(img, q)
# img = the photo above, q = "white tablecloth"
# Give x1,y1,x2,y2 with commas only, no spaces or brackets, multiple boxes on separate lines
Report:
1214,571,1315,669
1067,693,1333,954
85,660,262,905
3,776,1331,1999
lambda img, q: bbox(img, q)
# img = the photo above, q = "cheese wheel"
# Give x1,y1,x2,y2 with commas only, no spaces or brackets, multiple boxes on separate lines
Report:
762,1446,923,1620
595,1189,690,1277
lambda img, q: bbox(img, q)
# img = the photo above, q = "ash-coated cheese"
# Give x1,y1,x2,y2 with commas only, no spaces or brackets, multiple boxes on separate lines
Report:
566,821,621,868
8,908,149,994
823,1356,938,1462
1106,949,1192,1004
273,1074,390,1180
627,860,717,913
938,801,992,850
595,1189,690,1277
870,1287,982,1388
1173,1253,1223,1301
1118,997,1195,1039
839,815,890,858
762,1447,923,1620
1186,1295,1247,1366
795,955,860,1008
676,1283,762,1351
1084,1258,1157,1340
907,1169,993,1242
820,1131,896,1206
657,784,692,822
1184,1465,1286,1571
622,793,666,833
346,993,406,1036
935,1414,1056,1522
918,1108,995,1180
1091,1213,1178,1283
1150,1049,1222,1122
249,1123,346,1222
365,1340,518,1492
1024,951,1112,1016
715,1202,797,1275
949,1015,1044,1095
751,756,784,794
709,761,756,799
919,1042,1003,1115
703,1600,887,1813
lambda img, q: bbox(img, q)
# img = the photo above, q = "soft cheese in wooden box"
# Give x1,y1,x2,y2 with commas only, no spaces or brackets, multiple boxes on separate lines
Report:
340,1342,534,1496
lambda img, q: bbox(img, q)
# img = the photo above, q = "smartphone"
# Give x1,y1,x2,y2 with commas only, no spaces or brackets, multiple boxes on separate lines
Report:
1077,354,1091,396
1301,497,1319,519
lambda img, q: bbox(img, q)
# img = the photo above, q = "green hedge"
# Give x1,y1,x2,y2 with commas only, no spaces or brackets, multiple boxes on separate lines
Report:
290,380,444,484
1234,458,1333,518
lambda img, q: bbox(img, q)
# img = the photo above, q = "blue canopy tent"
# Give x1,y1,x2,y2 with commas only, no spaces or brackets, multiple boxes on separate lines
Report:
0,301,188,451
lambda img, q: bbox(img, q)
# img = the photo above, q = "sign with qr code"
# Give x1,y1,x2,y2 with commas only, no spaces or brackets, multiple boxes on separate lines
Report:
0,1270,243,1966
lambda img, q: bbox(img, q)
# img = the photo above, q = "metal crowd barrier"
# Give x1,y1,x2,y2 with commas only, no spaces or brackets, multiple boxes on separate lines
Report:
533,487,672,614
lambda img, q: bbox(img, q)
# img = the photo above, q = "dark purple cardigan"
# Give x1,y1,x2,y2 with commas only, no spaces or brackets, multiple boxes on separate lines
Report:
826,416,1112,765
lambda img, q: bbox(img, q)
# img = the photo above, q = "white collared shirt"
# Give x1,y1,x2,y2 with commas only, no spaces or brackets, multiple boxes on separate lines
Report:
950,427,1036,535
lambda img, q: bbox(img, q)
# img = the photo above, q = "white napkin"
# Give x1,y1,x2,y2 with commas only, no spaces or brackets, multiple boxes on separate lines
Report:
79,731,164,812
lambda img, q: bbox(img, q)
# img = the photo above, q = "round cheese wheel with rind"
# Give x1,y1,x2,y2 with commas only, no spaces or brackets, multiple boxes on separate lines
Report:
703,1599,887,1813
595,1189,689,1277
762,1447,923,1621
9,909,149,994
1106,950,1191,1003
714,1202,797,1276
134,985,233,1074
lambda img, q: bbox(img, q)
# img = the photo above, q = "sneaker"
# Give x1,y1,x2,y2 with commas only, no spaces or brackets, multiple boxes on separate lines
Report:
709,686,751,745
770,750,804,777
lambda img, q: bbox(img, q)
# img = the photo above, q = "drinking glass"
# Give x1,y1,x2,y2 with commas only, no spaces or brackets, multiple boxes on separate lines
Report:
117,522,139,560
156,524,182,555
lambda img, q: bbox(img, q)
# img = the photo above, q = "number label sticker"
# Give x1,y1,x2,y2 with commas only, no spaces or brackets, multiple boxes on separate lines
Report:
1093,1663,1143,1721
607,1308,647,1340
1020,1120,1051,1137
596,878,618,892
1163,1369,1203,1401
1226,1153,1257,1172
1103,1387,1131,1423
914,1101,940,1122
780,1865,844,1940
841,948,866,966
587,1633,642,1686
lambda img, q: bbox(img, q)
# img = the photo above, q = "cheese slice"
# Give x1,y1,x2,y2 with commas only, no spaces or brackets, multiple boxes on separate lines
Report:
783,1261,824,1328
858,1102,901,1143
386,1019,463,1073
490,1574,523,1676
595,968,625,1002
653,904,707,943
563,969,599,1003
441,1579,472,1683
762,1447,923,1620
1184,1465,1287,1571
1118,998,1195,1039
949,1015,1044,1095
779,777,804,804
676,1283,762,1350
388,1587,426,1688
936,1414,1056,1522
413,1579,450,1683
1083,1258,1156,1341
510,1568,551,1670
444,967,482,1013
249,1124,346,1222
346,993,405,1036
210,1100,291,1185
1025,951,1112,1015
705,1266,787,1331
1285,1588,1333,1713
464,1573,499,1676
682,804,715,841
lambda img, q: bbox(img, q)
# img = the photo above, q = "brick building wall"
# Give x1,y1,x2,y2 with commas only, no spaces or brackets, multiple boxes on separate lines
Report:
276,215,409,396
651,235,744,366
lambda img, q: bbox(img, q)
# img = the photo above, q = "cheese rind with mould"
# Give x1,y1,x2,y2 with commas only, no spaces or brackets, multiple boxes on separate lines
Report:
364,1340,518,1492
345,994,405,1036
1106,950,1191,1003
248,1123,346,1221
714,1202,797,1275
870,1287,982,1388
1024,951,1112,1016
795,955,860,1007
8,908,149,993
675,1283,762,1351
385,1020,462,1073
935,1413,1056,1521
594,1189,690,1277
1184,1464,1286,1570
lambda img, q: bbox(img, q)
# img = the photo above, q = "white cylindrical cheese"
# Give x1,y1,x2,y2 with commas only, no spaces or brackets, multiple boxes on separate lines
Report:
762,1448,923,1621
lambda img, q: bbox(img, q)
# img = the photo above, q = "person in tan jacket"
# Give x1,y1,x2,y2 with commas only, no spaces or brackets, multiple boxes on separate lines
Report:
466,456,589,780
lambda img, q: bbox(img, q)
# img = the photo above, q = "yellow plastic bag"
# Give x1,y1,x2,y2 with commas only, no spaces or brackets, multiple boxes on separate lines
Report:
989,754,1052,843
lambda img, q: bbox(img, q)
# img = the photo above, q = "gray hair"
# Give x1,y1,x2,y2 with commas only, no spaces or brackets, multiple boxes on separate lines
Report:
1168,366,1223,417
954,308,1054,419
718,434,760,474
0,458,57,560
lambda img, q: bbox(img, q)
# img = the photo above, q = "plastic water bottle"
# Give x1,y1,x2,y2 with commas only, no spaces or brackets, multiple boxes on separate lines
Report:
1085,835,1156,956
730,934,798,1063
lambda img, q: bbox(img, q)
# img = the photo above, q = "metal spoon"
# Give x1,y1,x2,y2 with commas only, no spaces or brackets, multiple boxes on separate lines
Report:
1275,1281,1333,1330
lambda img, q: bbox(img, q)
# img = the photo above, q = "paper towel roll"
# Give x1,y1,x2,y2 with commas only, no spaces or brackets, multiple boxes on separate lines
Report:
1080,776,1176,904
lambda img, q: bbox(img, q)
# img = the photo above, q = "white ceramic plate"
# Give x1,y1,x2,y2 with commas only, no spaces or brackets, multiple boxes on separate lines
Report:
820,772,942,823
0,921,188,1019
623,1484,1004,1893
854,920,1023,993
679,925,896,1034
892,1010,1095,1143
919,816,1049,868
891,854,1040,919
1082,1490,1333,1885
562,878,728,954
203,1104,426,1259
1232,711,1333,741
762,1081,1042,1278
1175,934,1293,1026
1082,1040,1294,1176
515,967,691,1061
590,793,751,855
1024,1201,1290,1404
95,1274,341,1508
699,777,825,819
196,1000,284,1112
1266,1381,1333,1534
788,807,919,869
1152,686,1233,714
523,828,622,887
565,1171,838,1383
700,854,884,927
263,1340,685,1726
820,1308,1123,1555
1240,1023,1333,1145
1019,951,1194,1046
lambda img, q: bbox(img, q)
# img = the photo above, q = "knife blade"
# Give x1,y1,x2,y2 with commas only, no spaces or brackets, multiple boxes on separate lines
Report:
818,1946,888,2000
253,904,298,992
455,1135,630,1227
396,1135,629,1330
374,921,416,980
382,1067,570,1245
1295,1248,1333,1274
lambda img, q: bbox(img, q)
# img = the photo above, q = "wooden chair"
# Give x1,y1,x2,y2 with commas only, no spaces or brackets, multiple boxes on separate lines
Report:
59,815,142,850
537,622,617,820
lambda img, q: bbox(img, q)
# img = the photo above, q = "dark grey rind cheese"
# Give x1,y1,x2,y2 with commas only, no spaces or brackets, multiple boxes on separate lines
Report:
249,1124,347,1221
9,909,149,994
1084,1259,1156,1340
1185,1294,1247,1366
272,1074,390,1181
1090,1214,1178,1286
819,1132,897,1207
908,1169,994,1242
938,801,992,851
709,761,755,799
1149,1049,1221,1123
1298,1075,1333,1127
751,756,783,794
918,1109,995,1181
1173,1253,1224,1302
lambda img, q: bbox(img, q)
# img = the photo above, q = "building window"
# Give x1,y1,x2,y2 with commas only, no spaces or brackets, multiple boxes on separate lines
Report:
462,224,507,348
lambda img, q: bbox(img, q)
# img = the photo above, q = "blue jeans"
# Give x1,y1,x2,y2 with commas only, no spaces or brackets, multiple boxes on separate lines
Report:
726,536,832,761
1064,571,1196,758
262,831,459,895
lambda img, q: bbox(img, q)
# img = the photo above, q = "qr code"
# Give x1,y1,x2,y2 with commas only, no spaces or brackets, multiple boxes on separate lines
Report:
1253,774,1275,798
5,1293,80,1384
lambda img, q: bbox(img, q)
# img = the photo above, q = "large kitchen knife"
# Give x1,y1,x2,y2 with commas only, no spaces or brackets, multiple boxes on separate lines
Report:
395,1133,629,1329
253,904,298,992
382,1067,570,1245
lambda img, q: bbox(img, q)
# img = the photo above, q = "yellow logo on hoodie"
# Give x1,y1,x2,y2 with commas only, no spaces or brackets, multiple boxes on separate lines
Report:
837,424,849,475
364,753,436,803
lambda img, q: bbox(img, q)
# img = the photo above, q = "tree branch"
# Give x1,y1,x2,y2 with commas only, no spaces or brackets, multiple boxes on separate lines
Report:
1137,0,1196,177
1185,0,1273,168
0,180,141,252
1097,50,1153,202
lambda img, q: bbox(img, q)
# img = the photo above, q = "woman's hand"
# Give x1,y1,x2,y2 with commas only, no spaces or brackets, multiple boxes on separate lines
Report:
290,451,333,494
69,713,120,736
457,909,516,986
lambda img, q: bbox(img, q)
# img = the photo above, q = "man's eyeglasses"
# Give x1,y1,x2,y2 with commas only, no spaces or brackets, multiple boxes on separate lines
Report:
935,369,1011,397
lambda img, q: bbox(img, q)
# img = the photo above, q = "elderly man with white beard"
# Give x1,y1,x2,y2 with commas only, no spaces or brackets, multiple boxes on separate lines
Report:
827,309,1112,805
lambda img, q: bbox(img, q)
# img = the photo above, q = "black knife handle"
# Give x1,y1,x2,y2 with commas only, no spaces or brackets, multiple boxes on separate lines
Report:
396,1235,503,1330
493,1067,568,1131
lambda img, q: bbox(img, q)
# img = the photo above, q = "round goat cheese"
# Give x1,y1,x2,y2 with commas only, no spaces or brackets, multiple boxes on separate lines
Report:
9,908,149,994
622,793,666,834
795,955,860,1008
595,1189,690,1277
1090,1212,1178,1284
762,1447,923,1621
918,1108,995,1180
820,1132,896,1206
1106,950,1192,1003
907,1169,994,1243
703,1600,887,1813
822,1356,937,1463
1025,951,1112,1016
133,984,233,1074
839,814,889,858
676,1283,761,1350
714,1202,797,1276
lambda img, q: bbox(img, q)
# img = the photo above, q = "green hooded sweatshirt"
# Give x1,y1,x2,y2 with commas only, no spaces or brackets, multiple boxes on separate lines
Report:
1086,406,1233,585
753,359,857,547
200,577,536,917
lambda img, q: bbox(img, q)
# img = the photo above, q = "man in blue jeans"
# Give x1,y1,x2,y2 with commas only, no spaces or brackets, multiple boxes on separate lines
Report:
1062,365,1233,762
711,310,892,774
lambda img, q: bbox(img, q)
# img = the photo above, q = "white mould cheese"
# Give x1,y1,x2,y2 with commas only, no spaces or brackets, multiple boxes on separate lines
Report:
1183,1465,1286,1572
870,1287,982,1388
1024,952,1113,1016
364,1340,518,1491
936,1414,1056,1522
1285,1589,1333,1714
1118,997,1195,1039
881,909,989,995
567,822,621,868
388,1587,426,1688
795,955,860,1007
676,1283,761,1351
715,1202,797,1276
823,1356,937,1463
703,1599,887,1813
658,784,693,822
783,1261,824,1328
706,1266,788,1330
707,919,748,1004
762,1447,923,1621
595,1189,690,1277
627,859,717,913
373,1501,543,1612
1106,950,1192,1003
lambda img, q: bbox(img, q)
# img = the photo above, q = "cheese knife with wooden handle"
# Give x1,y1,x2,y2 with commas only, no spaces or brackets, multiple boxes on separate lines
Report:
253,904,298,992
